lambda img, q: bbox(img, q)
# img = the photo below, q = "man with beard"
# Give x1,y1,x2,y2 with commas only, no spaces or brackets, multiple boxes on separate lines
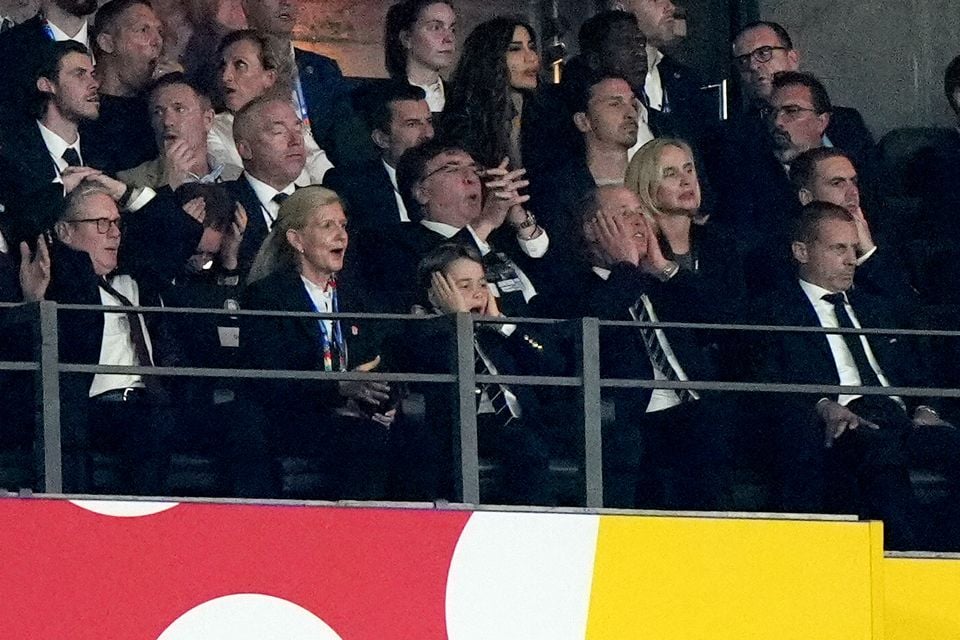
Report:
81,0,163,173
0,0,97,123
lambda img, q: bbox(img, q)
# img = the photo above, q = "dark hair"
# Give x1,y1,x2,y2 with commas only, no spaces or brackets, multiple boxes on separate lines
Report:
354,80,427,133
578,10,638,55
771,70,832,114
415,241,483,297
91,0,153,57
444,16,537,166
384,0,455,80
791,200,854,244
395,138,469,220
735,20,793,50
945,55,960,114
566,68,632,115
35,40,92,116
146,71,212,108
177,183,235,231
789,147,855,191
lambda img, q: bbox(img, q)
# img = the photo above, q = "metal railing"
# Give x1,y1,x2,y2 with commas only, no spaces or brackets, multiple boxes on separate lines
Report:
3,300,960,507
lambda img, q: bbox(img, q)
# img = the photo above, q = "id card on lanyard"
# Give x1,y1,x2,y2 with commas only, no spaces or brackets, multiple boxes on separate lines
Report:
308,280,347,372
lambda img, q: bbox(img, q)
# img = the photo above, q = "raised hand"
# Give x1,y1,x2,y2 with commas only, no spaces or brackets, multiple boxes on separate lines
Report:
218,203,247,270
429,271,469,314
592,208,643,267
18,237,50,302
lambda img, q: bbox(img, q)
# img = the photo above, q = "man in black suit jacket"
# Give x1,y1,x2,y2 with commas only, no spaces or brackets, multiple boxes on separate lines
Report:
790,147,914,300
754,201,960,550
366,139,550,316
323,82,434,233
222,97,309,278
617,0,713,132
0,0,96,124
565,185,734,509
45,181,200,494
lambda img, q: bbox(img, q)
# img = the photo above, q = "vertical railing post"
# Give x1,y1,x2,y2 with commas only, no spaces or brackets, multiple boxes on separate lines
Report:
578,316,604,508
35,300,62,493
451,312,480,504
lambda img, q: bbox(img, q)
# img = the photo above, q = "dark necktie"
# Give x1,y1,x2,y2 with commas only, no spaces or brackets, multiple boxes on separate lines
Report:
632,297,696,403
474,338,519,428
0,18,13,34
272,192,290,205
822,292,883,388
98,276,155,371
61,147,81,167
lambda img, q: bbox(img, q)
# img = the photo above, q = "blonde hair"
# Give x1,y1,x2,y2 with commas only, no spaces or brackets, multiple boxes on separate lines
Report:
624,138,697,218
246,186,344,284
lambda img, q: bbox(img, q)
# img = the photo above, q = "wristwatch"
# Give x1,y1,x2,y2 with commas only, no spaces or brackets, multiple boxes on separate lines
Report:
657,261,680,282
517,210,537,230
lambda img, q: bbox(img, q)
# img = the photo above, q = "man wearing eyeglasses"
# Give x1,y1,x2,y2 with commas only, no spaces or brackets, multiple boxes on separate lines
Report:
42,180,179,494
365,139,548,316
729,21,873,168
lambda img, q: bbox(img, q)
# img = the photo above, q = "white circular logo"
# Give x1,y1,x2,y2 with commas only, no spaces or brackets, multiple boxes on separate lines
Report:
69,499,179,517
157,594,344,640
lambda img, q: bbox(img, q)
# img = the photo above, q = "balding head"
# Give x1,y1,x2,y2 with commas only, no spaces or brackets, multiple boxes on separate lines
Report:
233,95,306,189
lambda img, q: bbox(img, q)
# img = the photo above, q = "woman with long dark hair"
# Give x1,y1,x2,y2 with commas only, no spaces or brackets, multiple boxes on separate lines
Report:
442,16,541,168
384,0,457,112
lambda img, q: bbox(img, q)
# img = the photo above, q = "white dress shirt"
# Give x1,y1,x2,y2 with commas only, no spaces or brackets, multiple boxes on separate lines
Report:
301,275,335,339
46,19,89,47
411,76,445,112
89,275,153,397
644,45,666,111
594,266,697,412
627,100,656,161
37,120,82,177
244,172,298,230
799,279,894,406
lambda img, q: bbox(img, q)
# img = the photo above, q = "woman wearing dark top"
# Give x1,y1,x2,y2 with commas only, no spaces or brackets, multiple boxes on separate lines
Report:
442,16,541,168
241,186,400,499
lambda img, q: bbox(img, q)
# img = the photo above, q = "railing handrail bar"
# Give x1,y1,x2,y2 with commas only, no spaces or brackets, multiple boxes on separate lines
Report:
4,300,959,338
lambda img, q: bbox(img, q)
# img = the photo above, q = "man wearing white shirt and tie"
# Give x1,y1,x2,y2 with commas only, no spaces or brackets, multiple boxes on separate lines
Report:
224,95,309,278
755,201,960,550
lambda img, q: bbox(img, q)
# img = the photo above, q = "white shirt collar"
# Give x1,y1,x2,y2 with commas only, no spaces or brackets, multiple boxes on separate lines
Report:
410,75,445,112
46,19,89,46
382,158,398,190
646,44,664,70
592,266,612,280
244,171,295,206
420,218,460,238
37,120,80,164
799,278,845,307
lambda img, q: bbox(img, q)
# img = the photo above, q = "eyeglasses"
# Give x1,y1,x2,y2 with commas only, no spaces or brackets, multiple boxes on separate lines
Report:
422,162,481,181
761,104,820,121
68,217,124,234
734,45,788,69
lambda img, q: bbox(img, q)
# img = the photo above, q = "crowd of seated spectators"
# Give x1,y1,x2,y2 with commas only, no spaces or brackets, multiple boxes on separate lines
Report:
1,0,960,551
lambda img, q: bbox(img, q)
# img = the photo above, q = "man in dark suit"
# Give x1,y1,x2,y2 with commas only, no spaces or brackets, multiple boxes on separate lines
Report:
790,147,914,300
729,21,874,168
44,181,200,494
0,40,99,242
368,139,548,315
0,0,96,124
566,184,733,509
222,96,309,278
754,201,960,550
323,82,434,233
616,0,713,130
241,0,368,167
80,0,162,174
